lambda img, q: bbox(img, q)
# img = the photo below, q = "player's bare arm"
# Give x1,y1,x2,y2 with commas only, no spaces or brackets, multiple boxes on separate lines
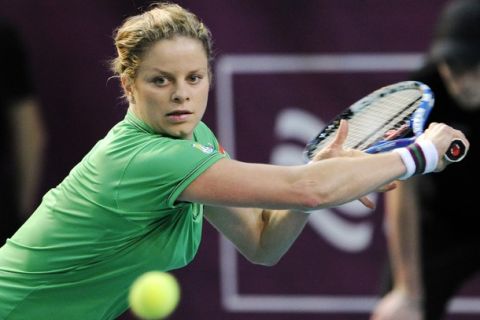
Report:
204,206,309,266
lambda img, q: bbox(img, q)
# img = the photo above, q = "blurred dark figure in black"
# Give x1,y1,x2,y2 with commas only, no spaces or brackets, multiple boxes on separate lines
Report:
371,1,480,320
0,21,46,244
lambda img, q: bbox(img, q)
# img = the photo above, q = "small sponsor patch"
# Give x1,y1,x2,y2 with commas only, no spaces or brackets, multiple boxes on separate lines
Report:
218,143,226,154
192,142,214,154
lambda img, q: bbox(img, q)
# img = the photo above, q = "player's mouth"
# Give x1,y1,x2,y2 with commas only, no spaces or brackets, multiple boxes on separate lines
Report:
166,110,193,122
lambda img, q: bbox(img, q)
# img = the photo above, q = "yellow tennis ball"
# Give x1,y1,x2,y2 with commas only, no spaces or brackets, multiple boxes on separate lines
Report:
129,271,180,320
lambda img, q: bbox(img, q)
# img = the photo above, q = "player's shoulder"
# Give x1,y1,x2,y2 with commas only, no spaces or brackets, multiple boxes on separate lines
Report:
194,121,215,137
104,119,221,165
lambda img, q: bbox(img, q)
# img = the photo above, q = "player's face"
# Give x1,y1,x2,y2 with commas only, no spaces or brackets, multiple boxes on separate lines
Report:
439,62,480,111
128,36,210,139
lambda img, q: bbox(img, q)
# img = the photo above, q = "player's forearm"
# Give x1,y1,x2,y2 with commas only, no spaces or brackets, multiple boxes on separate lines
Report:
300,152,405,209
251,209,310,266
385,180,423,298
204,206,309,266
182,153,406,211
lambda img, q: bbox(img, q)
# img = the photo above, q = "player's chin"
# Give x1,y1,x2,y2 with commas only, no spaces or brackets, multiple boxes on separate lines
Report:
168,124,197,140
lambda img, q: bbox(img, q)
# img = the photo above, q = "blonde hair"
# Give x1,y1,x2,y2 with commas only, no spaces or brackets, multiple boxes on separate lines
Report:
111,2,213,85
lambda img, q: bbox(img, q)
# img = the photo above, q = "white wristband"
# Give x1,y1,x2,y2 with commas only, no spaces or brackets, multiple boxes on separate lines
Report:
416,139,438,174
394,147,416,180
393,140,439,180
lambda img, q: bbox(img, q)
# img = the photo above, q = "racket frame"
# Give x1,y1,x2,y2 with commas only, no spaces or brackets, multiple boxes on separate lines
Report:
304,81,434,161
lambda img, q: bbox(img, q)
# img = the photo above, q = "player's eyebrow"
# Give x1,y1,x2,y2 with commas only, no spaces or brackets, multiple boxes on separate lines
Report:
150,67,208,75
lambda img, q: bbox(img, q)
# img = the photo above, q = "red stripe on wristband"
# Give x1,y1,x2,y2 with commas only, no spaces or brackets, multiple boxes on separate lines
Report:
407,143,426,175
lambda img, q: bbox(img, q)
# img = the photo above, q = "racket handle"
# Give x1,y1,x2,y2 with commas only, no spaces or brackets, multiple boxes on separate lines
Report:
444,139,467,162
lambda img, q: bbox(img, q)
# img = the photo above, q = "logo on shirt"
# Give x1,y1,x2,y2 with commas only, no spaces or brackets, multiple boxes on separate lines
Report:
218,143,226,154
192,142,214,154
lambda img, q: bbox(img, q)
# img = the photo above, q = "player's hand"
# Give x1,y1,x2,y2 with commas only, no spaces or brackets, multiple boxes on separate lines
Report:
370,289,422,320
417,122,469,171
310,120,365,161
311,119,396,209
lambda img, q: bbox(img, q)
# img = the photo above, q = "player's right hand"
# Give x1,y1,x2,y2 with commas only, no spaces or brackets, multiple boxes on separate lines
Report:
417,122,469,171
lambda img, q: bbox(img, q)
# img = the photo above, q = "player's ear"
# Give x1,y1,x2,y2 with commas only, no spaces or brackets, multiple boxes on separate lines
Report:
121,75,136,104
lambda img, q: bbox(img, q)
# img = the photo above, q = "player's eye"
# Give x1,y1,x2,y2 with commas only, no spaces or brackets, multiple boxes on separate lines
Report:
188,74,203,84
152,76,169,86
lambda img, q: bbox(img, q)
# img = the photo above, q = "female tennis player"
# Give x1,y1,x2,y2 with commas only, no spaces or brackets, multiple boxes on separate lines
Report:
0,2,468,319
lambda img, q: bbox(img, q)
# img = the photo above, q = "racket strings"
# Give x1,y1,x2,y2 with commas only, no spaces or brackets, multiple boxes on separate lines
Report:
347,90,421,149
309,89,423,156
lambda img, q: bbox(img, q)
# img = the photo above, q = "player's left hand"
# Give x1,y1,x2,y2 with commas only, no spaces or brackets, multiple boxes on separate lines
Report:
310,119,365,161
310,119,396,209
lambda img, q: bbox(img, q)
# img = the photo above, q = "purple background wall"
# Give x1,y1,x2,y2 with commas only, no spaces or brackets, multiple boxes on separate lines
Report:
1,1,479,319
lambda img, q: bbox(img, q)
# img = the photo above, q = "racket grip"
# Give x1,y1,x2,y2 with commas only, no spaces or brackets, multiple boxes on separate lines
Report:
444,139,467,162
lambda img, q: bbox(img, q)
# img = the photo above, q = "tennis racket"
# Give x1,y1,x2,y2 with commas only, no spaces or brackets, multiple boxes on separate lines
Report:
304,81,467,163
